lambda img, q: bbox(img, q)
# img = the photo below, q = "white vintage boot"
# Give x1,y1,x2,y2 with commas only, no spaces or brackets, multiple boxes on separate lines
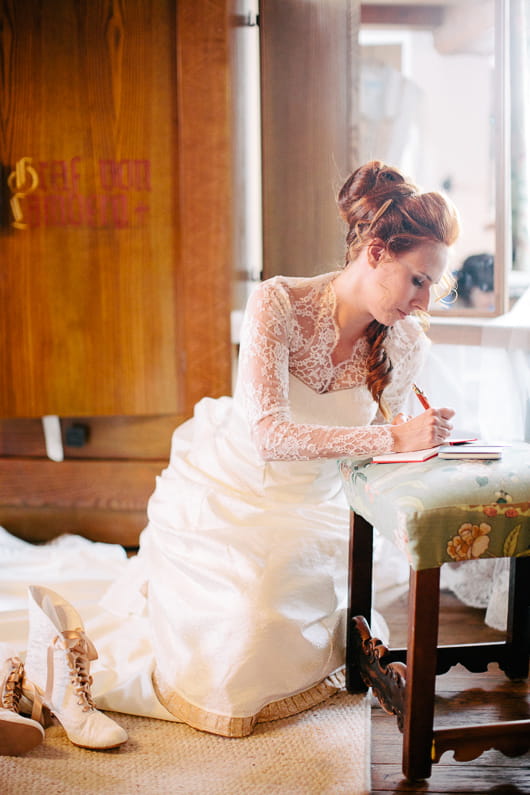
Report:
0,656,45,755
24,585,128,750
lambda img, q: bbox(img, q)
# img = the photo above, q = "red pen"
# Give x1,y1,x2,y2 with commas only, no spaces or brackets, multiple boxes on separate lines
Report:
412,383,431,410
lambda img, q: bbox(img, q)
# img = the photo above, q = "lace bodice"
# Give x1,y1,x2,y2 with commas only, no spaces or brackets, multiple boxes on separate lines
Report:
236,272,429,460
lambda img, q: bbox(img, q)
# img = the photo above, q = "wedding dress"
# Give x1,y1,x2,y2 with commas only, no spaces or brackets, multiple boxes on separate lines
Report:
0,272,428,736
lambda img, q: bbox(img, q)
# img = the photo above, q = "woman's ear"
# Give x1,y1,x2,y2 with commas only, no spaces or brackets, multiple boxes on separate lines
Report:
367,240,386,268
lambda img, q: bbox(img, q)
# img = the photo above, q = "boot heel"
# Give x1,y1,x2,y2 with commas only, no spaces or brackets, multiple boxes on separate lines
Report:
0,657,45,756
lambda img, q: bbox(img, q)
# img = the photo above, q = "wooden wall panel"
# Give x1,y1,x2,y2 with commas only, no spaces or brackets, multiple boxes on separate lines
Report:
260,0,360,279
0,0,181,416
0,0,233,418
0,458,160,545
0,414,181,459
1,507,146,547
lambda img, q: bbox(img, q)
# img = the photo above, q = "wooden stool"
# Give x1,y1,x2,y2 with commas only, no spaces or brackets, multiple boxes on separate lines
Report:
339,442,530,781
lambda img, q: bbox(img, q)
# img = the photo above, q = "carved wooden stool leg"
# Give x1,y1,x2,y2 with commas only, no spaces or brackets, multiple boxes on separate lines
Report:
402,566,440,781
346,511,373,693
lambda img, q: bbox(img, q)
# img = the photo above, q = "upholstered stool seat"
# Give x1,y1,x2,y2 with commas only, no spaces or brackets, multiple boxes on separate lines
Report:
339,441,530,781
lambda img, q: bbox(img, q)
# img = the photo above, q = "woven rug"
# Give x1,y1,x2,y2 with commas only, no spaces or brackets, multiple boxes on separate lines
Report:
0,692,370,794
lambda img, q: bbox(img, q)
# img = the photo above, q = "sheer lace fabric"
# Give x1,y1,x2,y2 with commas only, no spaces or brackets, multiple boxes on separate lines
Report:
237,272,429,461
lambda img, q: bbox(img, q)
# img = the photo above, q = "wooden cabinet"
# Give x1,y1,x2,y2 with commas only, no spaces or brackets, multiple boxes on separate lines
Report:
0,0,232,417
0,0,234,544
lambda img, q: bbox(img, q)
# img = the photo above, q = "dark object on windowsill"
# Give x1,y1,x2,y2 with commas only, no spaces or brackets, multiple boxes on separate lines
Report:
454,253,494,308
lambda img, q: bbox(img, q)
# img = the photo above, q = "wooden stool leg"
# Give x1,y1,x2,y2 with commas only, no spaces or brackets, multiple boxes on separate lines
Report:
504,555,530,680
346,511,373,693
402,566,440,781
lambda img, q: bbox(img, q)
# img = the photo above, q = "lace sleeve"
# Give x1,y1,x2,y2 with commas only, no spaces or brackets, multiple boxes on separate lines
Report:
237,280,396,461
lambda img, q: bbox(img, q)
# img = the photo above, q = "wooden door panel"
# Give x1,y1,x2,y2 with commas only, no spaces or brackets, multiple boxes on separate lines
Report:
0,0,233,417
0,0,181,416
0,458,160,546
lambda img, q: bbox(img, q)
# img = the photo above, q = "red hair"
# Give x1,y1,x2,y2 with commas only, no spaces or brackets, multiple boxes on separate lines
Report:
337,160,460,415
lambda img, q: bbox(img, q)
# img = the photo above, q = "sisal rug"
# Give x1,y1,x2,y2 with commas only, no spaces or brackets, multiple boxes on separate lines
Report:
0,692,371,794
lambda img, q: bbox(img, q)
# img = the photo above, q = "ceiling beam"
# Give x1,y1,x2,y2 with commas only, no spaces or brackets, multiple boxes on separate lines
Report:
433,0,494,54
360,4,446,28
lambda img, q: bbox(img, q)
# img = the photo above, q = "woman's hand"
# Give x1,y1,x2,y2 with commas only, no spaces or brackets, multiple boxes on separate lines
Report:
390,408,455,452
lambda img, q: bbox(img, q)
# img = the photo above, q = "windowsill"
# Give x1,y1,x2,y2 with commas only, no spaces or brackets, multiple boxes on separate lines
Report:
429,313,529,346
429,315,493,345
428,280,530,345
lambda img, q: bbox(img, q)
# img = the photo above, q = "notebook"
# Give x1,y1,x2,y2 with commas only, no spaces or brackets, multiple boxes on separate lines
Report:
445,435,478,445
438,444,503,460
372,447,440,464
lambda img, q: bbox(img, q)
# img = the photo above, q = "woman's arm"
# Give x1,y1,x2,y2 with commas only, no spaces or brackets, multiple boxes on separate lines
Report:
237,280,396,461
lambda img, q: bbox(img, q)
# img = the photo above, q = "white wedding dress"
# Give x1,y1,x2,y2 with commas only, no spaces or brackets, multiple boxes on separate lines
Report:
0,272,428,736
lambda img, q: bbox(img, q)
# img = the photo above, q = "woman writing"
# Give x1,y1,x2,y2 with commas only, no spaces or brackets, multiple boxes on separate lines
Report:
1,160,459,751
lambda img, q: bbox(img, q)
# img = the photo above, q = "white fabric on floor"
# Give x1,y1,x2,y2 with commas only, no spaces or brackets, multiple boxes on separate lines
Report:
0,525,397,724
0,528,177,721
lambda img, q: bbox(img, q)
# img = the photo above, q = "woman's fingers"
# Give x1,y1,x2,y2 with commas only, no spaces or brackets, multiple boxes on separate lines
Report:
435,408,455,437
392,412,411,425
390,407,455,452
426,410,452,442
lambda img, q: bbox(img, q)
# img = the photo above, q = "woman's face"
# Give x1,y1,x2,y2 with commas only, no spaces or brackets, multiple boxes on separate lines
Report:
366,241,449,326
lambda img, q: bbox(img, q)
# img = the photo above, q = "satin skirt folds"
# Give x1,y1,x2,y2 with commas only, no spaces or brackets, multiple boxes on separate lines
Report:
125,396,352,730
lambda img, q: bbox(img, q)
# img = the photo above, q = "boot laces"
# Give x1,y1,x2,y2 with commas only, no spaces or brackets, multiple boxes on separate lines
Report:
50,630,98,712
1,657,24,713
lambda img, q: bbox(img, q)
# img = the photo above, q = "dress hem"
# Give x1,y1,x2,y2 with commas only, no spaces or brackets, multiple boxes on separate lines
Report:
152,666,346,737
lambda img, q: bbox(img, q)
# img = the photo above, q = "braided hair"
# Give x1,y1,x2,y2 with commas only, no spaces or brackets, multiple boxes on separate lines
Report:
337,160,460,417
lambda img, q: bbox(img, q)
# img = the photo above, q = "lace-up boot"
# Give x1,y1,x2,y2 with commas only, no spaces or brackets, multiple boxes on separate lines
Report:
24,585,128,750
0,656,45,755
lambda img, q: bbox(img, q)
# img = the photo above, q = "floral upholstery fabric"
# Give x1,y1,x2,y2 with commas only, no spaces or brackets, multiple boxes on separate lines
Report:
339,443,530,571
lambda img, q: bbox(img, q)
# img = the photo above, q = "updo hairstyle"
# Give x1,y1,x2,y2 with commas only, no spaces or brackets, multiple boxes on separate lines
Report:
337,160,460,419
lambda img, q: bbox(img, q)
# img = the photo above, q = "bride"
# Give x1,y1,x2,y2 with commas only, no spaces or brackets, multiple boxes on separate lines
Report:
0,160,458,751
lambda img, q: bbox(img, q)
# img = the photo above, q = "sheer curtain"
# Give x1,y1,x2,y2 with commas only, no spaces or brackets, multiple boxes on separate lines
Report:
510,0,530,274
414,295,530,631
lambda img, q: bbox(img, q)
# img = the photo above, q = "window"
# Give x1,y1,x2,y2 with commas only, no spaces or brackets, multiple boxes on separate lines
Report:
360,0,530,318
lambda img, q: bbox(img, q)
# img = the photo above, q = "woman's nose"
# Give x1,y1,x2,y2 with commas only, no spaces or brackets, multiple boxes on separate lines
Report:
412,289,430,312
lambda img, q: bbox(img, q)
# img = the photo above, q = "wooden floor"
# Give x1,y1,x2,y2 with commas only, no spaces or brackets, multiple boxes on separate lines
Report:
370,588,530,793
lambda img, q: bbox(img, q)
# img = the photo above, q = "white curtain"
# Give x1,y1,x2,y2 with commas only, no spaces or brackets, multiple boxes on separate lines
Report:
409,289,530,631
510,0,530,273
414,301,530,445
